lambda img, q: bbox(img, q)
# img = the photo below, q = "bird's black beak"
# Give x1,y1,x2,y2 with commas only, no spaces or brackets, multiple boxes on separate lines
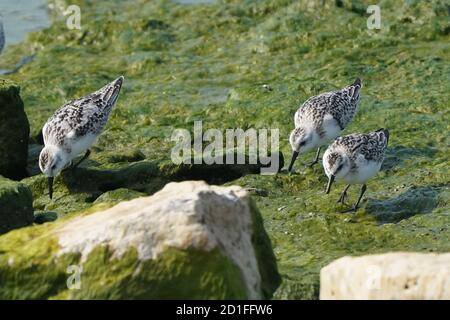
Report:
287,151,299,173
48,177,54,200
326,175,335,194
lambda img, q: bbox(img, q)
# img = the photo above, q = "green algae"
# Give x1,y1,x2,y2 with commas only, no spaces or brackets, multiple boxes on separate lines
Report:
93,188,146,204
58,247,248,300
0,176,34,235
0,0,448,299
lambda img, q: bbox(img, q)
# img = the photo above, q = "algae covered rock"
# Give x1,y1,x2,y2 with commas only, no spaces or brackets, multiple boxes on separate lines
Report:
0,79,29,179
0,176,34,235
320,252,450,300
0,181,280,299
93,188,145,204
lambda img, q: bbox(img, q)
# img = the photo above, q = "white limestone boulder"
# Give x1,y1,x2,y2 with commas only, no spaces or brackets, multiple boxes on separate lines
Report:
320,252,450,300
0,181,280,299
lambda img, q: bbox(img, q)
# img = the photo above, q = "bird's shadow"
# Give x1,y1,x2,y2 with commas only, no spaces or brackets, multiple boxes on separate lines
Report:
60,161,163,198
381,145,437,172
57,151,283,201
365,184,444,224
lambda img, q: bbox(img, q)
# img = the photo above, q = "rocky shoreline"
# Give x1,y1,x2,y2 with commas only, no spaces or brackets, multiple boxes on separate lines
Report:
0,0,449,299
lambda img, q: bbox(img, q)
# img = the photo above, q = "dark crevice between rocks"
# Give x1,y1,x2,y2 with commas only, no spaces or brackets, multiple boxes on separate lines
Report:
34,211,58,224
166,151,285,185
60,161,163,196
27,150,284,209
170,163,260,185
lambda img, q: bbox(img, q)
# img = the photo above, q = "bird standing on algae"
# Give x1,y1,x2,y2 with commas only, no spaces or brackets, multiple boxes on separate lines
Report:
323,128,389,212
39,76,124,199
288,78,362,172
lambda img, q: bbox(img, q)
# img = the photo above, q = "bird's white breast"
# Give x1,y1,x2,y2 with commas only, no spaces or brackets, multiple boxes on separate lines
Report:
68,132,97,158
342,156,382,184
319,114,342,146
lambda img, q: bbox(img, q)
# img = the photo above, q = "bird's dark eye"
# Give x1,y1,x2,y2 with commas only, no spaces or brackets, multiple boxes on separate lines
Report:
51,164,57,171
299,141,306,147
337,164,343,171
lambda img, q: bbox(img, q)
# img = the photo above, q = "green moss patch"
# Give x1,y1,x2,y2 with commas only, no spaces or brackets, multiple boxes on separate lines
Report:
0,176,34,235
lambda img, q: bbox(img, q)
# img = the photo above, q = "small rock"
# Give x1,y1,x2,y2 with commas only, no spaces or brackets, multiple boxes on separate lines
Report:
0,176,33,234
93,188,145,204
0,79,30,179
34,211,58,224
245,187,268,197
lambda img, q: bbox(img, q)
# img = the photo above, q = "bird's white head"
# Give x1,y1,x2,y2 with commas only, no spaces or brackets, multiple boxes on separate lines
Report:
287,127,316,172
39,146,70,199
289,127,316,154
39,146,69,177
323,148,351,194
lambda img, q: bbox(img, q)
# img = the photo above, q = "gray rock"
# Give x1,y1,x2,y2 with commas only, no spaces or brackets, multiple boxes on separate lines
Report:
0,79,30,179
0,176,34,235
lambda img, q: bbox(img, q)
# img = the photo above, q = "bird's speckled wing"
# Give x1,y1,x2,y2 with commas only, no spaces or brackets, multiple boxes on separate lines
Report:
295,79,361,129
335,129,388,162
43,77,123,147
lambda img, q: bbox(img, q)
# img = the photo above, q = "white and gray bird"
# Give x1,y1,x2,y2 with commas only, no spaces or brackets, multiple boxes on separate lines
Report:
287,78,362,172
323,128,389,212
39,76,124,199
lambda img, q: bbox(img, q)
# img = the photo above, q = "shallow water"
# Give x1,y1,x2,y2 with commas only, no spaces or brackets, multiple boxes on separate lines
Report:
0,0,49,48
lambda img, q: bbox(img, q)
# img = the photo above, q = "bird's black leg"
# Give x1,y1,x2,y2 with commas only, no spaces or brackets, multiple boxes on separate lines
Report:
353,184,367,210
304,147,321,167
72,149,91,168
337,184,351,204
342,184,367,213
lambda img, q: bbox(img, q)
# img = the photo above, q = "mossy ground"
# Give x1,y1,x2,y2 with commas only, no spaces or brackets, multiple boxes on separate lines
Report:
0,0,449,299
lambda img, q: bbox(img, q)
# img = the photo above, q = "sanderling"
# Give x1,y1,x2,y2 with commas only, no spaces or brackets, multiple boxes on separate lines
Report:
39,76,124,199
323,128,389,212
287,78,362,172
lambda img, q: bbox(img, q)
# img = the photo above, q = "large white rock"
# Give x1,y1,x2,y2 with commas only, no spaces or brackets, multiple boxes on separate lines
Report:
320,252,450,300
55,180,271,299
